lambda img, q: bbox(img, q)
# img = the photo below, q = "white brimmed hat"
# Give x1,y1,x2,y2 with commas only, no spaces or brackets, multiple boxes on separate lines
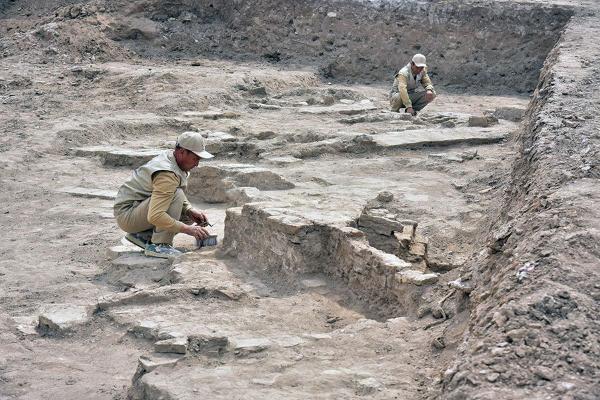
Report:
412,53,427,67
177,131,214,159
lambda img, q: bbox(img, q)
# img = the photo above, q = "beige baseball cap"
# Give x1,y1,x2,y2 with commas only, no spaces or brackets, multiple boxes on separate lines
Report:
177,131,214,159
412,53,427,67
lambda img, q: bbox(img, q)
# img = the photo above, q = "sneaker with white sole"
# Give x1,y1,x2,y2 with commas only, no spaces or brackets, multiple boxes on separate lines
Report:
125,231,152,249
145,243,182,259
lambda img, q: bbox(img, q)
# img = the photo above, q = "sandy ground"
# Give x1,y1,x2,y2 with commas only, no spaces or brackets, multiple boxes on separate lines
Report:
1,0,598,399
0,52,526,399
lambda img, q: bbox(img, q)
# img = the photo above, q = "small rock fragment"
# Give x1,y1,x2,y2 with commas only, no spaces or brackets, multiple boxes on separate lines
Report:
251,376,279,386
255,130,277,140
111,254,171,269
249,86,267,96
443,367,457,383
534,366,554,381
154,336,188,354
301,278,327,288
38,305,92,334
493,106,525,122
130,320,160,339
107,244,143,260
354,377,383,395
556,381,575,393
133,353,182,381
506,328,528,342
303,333,332,340
516,261,536,283
492,311,508,327
179,11,196,22
447,278,473,293
188,333,229,356
431,307,445,319
396,270,439,286
70,5,81,18
432,337,446,349
486,372,500,382
231,338,271,355
13,316,38,336
322,95,335,105
272,336,305,348
468,115,498,127
264,156,302,166
376,191,394,203
249,103,281,110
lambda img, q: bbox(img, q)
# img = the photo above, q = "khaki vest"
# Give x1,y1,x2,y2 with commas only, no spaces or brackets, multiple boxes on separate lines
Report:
390,63,426,95
114,150,188,212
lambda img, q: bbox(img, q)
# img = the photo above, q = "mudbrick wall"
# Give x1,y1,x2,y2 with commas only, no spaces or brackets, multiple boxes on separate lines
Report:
223,203,439,318
121,0,574,93
442,10,600,400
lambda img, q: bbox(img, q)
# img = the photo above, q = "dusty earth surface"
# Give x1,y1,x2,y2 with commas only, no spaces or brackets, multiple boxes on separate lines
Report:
0,1,599,399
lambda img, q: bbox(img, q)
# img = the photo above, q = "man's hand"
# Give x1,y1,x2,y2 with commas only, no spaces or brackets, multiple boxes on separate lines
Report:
406,107,416,116
425,90,435,103
181,224,210,240
187,209,209,226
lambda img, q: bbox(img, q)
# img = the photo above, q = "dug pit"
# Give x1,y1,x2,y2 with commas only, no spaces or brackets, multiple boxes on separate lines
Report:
2,1,596,400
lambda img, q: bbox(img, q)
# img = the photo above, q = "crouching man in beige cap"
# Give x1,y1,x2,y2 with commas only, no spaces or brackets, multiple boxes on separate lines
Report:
114,131,214,258
390,53,436,116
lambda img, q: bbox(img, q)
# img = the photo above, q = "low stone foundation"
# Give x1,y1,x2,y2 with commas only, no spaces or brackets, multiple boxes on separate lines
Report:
224,203,439,316
186,164,295,204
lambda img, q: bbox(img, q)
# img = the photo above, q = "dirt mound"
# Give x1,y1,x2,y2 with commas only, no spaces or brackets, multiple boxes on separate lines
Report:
0,1,130,63
441,13,600,399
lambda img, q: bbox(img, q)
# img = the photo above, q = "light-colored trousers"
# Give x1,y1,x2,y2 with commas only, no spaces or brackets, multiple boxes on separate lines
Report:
390,90,431,112
115,188,188,245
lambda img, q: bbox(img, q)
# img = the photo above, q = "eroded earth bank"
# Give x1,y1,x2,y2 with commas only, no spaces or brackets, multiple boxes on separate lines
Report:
0,0,599,399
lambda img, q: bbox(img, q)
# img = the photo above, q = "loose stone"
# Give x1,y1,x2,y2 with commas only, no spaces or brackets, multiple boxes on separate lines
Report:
38,304,92,334
533,366,554,381
154,336,188,354
354,377,383,395
231,338,272,355
486,372,500,382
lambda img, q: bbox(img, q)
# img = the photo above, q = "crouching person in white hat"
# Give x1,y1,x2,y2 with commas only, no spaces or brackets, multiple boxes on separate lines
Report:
114,131,214,258
390,53,436,116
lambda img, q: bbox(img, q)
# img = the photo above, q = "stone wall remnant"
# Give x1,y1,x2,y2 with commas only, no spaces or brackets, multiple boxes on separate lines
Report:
223,203,439,317
187,164,294,204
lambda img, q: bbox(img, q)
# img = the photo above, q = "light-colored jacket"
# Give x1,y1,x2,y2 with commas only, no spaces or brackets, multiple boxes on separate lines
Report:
390,63,435,108
114,150,188,213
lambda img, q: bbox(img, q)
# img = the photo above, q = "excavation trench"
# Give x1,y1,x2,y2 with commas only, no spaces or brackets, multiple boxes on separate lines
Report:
118,0,573,92
119,1,584,397
90,0,573,334
101,0,575,393
133,0,576,320
3,0,593,399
